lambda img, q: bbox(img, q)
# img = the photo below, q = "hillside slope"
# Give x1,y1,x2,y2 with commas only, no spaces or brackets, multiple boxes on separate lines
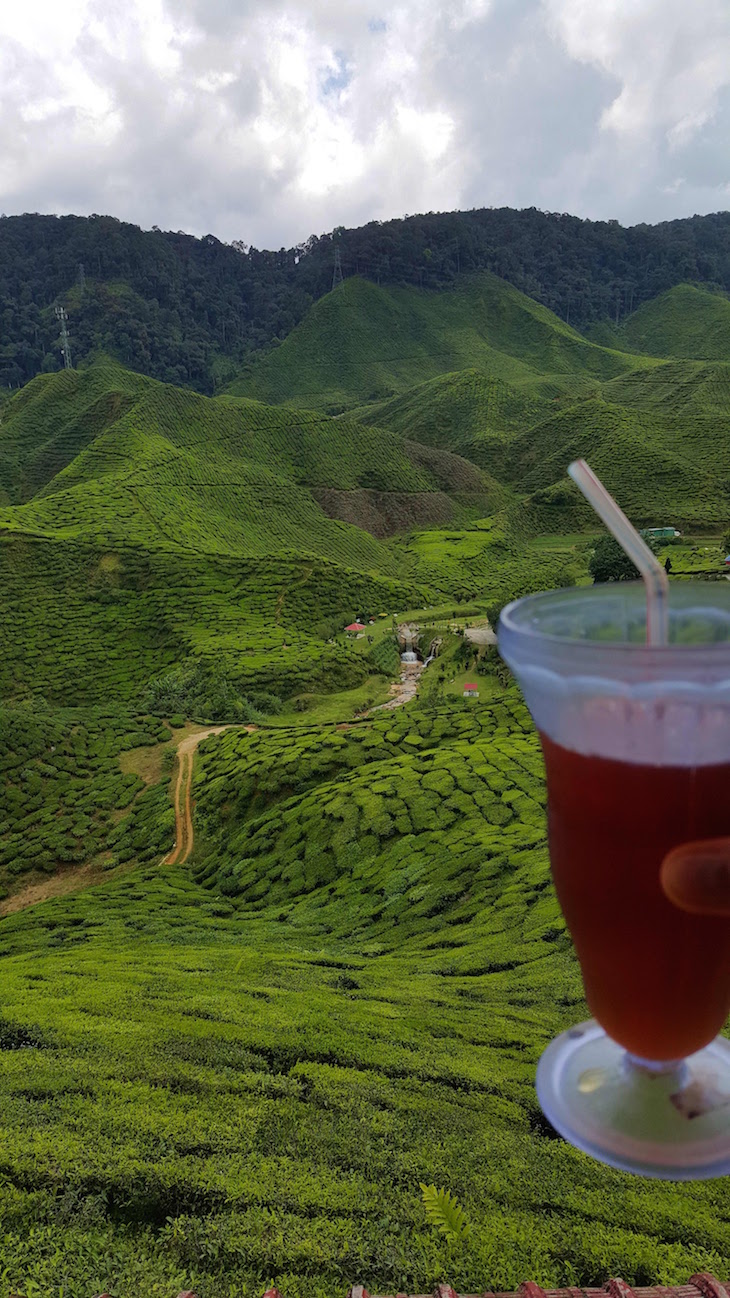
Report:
500,398,730,530
3,281,729,712
0,363,523,708
352,381,730,537
591,285,730,360
0,363,151,505
227,273,644,412
5,699,730,1293
0,364,500,562
353,369,556,473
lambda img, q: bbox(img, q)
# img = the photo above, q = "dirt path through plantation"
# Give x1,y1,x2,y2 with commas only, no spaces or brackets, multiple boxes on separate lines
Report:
0,724,245,918
369,661,426,712
164,727,229,865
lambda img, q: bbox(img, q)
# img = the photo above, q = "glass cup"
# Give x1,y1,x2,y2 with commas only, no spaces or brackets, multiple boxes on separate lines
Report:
498,580,730,1179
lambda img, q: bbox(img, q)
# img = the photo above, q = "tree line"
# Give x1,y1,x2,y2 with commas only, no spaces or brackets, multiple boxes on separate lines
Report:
2,206,730,392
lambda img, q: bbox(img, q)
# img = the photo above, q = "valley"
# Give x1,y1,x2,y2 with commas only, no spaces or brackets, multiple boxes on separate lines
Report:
0,255,729,1297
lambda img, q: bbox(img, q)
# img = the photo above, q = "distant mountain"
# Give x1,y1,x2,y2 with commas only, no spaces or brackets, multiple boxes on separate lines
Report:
0,362,519,703
3,206,730,392
222,268,730,531
294,281,729,534
503,394,730,530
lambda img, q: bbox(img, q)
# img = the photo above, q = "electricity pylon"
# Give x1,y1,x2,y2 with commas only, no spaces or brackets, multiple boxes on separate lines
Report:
55,305,72,369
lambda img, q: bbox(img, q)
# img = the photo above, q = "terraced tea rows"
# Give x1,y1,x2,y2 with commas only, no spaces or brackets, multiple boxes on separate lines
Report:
0,365,494,564
228,273,645,412
592,285,730,362
1,693,730,1295
193,699,553,948
0,539,419,706
0,707,174,896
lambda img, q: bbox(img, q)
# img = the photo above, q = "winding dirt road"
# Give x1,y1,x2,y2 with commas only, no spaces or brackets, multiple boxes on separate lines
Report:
164,726,229,865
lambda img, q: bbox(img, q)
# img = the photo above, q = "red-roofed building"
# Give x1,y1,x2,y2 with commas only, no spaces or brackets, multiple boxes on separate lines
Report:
345,622,366,634
463,682,479,698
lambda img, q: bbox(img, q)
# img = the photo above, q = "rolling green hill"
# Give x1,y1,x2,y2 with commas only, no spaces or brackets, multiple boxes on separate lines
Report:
592,285,730,360
223,271,730,534
0,362,149,505
0,364,421,708
2,278,727,721
351,369,553,470
498,398,730,531
356,379,730,537
0,363,501,561
227,273,644,412
1,286,726,732
0,362,533,712
601,358,730,416
0,538,419,707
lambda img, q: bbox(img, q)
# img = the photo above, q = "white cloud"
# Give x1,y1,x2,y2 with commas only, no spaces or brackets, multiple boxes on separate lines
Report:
544,0,730,145
0,0,728,245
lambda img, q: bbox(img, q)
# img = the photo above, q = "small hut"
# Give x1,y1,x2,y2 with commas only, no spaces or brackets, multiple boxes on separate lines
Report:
463,682,479,699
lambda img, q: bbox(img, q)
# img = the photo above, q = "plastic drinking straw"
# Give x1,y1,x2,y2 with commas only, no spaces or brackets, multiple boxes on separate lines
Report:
568,459,669,645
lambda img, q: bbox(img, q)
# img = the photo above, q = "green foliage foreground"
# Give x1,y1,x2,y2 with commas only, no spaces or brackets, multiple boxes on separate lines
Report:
0,697,729,1298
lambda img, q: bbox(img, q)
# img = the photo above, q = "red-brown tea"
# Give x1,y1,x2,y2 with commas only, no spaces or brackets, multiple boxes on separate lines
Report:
541,733,730,1060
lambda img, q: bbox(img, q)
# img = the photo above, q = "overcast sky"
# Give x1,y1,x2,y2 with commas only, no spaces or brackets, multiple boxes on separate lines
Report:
2,0,729,248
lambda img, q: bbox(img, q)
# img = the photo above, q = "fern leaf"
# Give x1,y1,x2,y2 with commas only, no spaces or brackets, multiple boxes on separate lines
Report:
419,1182,471,1243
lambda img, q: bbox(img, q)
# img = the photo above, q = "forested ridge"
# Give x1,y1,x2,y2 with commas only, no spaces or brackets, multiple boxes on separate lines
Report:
2,206,730,392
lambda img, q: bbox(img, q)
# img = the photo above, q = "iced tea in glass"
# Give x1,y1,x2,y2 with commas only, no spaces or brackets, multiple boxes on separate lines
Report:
499,581,730,1178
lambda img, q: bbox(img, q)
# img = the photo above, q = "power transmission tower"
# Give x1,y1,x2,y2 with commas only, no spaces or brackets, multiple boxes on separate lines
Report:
55,305,72,369
332,246,343,290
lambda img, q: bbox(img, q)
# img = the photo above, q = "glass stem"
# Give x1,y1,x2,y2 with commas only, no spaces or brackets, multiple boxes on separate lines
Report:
624,1052,687,1084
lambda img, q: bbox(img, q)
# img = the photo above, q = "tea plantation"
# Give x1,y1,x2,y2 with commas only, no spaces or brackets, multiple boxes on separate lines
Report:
0,271,729,1297
2,693,730,1296
0,706,175,898
590,284,730,362
226,273,643,412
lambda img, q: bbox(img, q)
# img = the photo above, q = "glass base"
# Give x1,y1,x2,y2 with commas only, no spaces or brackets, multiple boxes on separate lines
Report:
536,1019,730,1179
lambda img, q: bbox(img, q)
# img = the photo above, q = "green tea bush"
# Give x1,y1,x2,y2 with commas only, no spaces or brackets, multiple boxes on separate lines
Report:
368,635,401,676
0,705,171,889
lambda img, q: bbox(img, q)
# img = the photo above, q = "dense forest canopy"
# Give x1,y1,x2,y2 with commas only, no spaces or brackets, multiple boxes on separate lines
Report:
2,206,730,392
